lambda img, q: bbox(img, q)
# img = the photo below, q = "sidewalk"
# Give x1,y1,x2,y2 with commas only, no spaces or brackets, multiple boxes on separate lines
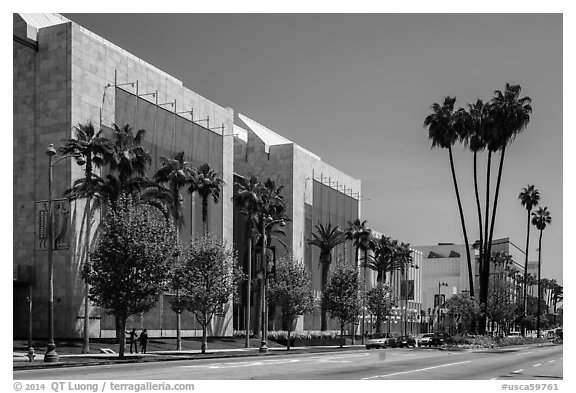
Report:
13,343,368,370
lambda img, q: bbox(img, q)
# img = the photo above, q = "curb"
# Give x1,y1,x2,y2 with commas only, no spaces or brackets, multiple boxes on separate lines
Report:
13,346,367,371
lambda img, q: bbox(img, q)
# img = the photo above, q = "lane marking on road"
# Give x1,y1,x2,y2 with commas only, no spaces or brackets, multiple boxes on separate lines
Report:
361,361,471,380
490,378,498,380
512,369,524,374
533,364,541,367
548,360,555,363
515,351,533,355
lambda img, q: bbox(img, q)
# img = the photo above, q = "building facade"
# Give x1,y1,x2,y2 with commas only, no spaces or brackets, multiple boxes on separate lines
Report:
13,13,234,339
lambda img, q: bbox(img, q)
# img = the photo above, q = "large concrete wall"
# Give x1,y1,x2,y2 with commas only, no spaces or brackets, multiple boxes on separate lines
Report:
13,14,235,339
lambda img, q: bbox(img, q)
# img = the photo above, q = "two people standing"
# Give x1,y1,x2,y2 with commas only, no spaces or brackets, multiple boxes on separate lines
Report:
126,328,149,354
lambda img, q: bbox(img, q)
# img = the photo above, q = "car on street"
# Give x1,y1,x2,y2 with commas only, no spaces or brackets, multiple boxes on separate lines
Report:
419,333,447,347
365,333,397,349
396,335,416,348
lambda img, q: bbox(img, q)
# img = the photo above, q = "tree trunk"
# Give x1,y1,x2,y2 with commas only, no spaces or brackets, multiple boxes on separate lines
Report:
485,147,507,334
480,150,492,334
118,316,127,358
340,323,344,348
536,229,543,338
351,321,356,345
320,252,331,331
201,324,208,354
115,316,121,342
287,329,291,351
82,195,92,354
245,236,252,348
447,147,473,301
472,151,481,299
202,196,208,235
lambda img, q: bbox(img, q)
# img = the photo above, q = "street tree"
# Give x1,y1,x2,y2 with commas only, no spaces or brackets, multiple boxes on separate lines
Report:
322,263,361,348
60,121,113,354
365,282,395,334
307,222,344,331
174,235,245,354
518,184,540,335
532,206,551,337
268,256,314,350
84,195,176,357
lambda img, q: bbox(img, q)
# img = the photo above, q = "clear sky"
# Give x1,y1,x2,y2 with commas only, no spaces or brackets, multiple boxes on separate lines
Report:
64,13,563,284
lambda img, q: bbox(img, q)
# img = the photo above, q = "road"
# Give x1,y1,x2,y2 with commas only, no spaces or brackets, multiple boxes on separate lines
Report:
14,344,562,380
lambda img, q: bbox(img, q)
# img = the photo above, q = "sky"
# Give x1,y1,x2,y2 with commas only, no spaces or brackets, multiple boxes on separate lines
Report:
62,13,563,283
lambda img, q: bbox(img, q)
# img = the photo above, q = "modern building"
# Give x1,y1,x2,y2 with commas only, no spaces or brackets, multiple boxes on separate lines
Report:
13,13,235,339
232,115,362,332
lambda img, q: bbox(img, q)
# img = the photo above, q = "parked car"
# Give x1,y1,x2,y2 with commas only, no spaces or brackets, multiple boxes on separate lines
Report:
396,335,416,348
365,333,397,349
419,333,446,347
418,333,434,346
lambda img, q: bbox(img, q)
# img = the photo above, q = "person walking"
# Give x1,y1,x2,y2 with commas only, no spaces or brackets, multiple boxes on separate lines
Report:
126,328,138,354
139,329,149,354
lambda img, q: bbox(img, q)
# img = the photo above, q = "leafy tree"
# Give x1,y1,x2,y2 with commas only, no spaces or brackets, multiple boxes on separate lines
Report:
424,97,474,299
518,184,540,333
84,195,176,357
322,263,361,347
268,257,315,350
445,293,480,334
174,235,245,354
60,121,113,354
365,282,395,334
307,222,344,331
532,206,551,336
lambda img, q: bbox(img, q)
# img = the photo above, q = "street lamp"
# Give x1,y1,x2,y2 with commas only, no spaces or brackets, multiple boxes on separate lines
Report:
44,144,85,363
259,216,285,353
436,281,448,332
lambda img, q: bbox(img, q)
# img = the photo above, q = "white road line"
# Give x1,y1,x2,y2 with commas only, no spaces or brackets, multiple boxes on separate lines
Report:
512,369,524,374
490,378,498,380
515,351,533,355
548,360,555,363
533,364,541,367
361,361,471,380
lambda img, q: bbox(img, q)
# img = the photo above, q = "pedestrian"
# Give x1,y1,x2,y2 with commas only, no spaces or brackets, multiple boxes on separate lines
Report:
139,329,149,354
126,328,138,354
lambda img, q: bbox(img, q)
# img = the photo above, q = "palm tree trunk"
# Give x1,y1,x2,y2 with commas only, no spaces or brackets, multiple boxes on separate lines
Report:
245,236,252,348
536,229,543,338
320,252,331,331
472,151,481,299
480,150,492,334
82,190,92,353
447,147,473,306
486,146,507,308
202,196,208,235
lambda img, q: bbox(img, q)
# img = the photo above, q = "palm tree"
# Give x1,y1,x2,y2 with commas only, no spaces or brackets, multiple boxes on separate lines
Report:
344,219,372,343
531,206,551,337
153,151,196,350
308,222,345,331
108,124,151,184
424,97,475,301
233,176,266,346
518,184,540,334
552,284,563,326
59,121,113,354
191,163,225,235
482,84,532,333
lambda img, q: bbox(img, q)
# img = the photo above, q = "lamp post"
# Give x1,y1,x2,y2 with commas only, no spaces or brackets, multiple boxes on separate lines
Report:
436,281,448,332
259,216,285,353
44,144,85,363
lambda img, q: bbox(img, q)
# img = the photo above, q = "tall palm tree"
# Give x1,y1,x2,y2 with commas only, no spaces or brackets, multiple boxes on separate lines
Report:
308,222,345,331
424,97,474,301
233,176,265,347
59,121,113,354
482,84,532,333
153,151,196,350
552,284,563,326
518,184,540,334
191,163,225,235
531,206,551,337
108,124,151,184
344,219,371,343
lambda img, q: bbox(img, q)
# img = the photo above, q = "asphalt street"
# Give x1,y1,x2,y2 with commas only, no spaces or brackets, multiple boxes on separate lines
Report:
14,344,562,380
